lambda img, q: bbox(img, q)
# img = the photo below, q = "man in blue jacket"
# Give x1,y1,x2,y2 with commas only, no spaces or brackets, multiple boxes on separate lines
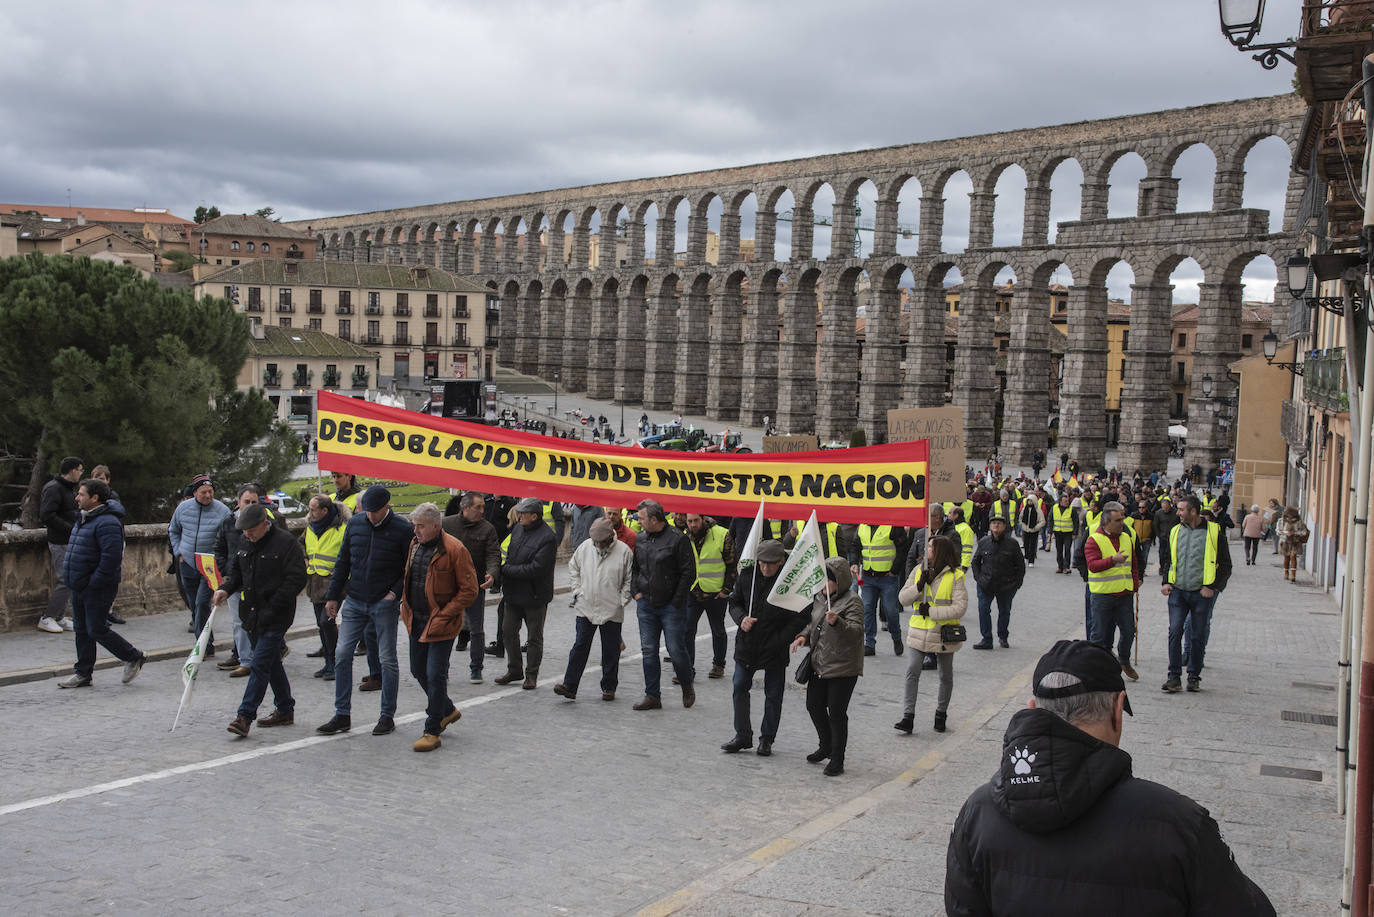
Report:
168,474,231,652
57,479,146,688
317,485,414,737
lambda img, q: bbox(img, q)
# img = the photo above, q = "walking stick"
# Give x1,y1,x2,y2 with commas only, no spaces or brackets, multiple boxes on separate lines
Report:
1134,590,1140,667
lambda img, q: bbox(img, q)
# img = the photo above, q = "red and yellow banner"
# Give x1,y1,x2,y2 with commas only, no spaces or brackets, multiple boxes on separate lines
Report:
316,391,928,525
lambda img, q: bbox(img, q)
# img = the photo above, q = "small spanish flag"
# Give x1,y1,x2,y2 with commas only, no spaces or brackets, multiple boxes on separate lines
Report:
194,553,221,592
1052,469,1063,484
1067,475,1080,489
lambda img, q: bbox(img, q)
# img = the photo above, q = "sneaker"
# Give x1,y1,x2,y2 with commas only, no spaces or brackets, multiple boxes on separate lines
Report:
1120,661,1139,682
58,673,92,688
806,748,831,763
58,617,75,632
1162,677,1182,693
1186,676,1201,692
469,672,484,685
121,654,146,685
37,616,64,634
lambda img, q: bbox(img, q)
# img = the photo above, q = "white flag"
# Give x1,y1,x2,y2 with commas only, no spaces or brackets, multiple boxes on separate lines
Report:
767,511,827,611
736,499,766,570
171,607,217,732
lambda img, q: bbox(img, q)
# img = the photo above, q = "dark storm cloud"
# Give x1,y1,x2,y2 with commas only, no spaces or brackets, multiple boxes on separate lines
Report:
0,0,1300,302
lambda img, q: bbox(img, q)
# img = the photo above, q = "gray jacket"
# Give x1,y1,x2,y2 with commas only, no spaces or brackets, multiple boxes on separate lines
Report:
803,558,865,679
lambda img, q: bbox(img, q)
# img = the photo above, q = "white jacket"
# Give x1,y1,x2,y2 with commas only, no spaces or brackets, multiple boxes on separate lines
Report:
568,538,633,624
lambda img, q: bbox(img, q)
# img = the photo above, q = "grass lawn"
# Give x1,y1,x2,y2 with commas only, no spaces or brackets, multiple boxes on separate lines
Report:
284,475,450,514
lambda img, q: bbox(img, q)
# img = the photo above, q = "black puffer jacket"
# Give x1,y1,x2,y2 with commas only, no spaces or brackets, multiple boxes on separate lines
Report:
218,525,307,635
970,531,1025,594
632,524,694,610
501,519,556,606
945,707,1274,916
728,566,809,669
40,475,79,545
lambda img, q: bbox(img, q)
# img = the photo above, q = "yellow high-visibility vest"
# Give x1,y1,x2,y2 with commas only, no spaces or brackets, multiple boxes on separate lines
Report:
332,491,359,513
1168,522,1220,588
1052,505,1076,533
305,523,345,577
858,524,896,573
909,568,965,632
691,525,728,593
1087,531,1135,594
954,522,975,568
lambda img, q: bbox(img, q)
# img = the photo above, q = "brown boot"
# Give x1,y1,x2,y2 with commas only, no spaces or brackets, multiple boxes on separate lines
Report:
258,709,294,727
632,695,663,711
226,715,251,737
494,671,523,685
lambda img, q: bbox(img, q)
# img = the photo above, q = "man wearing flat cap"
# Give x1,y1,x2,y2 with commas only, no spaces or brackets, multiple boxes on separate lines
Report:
495,497,557,690
213,502,307,737
318,484,414,736
945,639,1274,915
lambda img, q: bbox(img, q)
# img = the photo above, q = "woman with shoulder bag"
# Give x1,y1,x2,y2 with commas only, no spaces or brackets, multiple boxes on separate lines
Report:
792,556,865,776
895,535,967,735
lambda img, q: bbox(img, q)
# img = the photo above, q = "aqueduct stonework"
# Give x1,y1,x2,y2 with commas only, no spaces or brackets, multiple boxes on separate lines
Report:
289,93,1305,473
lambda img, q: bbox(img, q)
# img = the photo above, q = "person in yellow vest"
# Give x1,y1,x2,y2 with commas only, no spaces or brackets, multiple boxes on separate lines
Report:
1084,501,1140,682
992,490,1019,535
626,508,644,533
1051,491,1078,574
684,513,737,680
303,493,350,680
949,507,976,571
1161,494,1233,693
896,534,967,734
846,519,909,657
330,471,361,512
969,515,1025,649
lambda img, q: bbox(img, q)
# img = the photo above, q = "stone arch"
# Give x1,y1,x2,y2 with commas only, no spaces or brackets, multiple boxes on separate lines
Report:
616,274,650,404
563,276,595,393
685,190,721,265
777,266,824,435
642,272,682,408
585,275,619,400
496,278,520,368
988,162,1028,248
929,165,974,254
739,266,782,425
760,183,795,263
540,277,569,386
634,199,659,264
675,271,715,414
1100,150,1148,219
516,279,543,374
706,267,749,419
720,188,756,265
599,202,627,270
876,172,921,257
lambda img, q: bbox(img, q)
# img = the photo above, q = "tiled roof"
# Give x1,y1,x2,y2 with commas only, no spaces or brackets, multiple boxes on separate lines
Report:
0,204,192,225
195,213,314,240
249,326,379,359
203,259,492,293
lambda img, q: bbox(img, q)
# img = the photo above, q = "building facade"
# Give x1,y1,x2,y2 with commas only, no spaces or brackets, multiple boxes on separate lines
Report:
191,212,316,266
236,325,382,431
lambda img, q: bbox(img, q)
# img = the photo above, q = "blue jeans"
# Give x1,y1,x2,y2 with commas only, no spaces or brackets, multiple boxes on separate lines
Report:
237,630,293,721
562,616,622,694
463,589,486,678
1090,591,1135,661
409,630,456,735
732,662,785,742
636,598,691,698
71,587,139,678
861,573,901,648
178,560,214,645
1167,589,1216,679
976,585,1016,642
334,596,400,717
228,593,252,664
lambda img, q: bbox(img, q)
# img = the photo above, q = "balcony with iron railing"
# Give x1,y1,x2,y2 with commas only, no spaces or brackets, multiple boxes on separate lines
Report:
277,303,295,314
336,304,352,314
246,302,263,313
292,368,312,387
1297,1,1374,102
363,333,383,345
365,305,383,316
424,305,441,317
263,369,282,388
308,303,324,314
1304,346,1349,412
393,334,410,345
322,369,342,388
351,368,370,389
395,305,411,317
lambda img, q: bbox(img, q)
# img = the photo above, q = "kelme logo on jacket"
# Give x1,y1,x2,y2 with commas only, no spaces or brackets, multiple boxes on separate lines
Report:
1009,746,1040,784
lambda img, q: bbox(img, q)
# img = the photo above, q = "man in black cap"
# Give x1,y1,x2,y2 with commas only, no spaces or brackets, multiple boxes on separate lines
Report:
969,515,1025,649
318,484,414,736
213,503,307,737
495,497,557,690
945,639,1274,915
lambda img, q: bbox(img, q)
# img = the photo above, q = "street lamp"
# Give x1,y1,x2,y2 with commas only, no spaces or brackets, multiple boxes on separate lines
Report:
1216,0,1296,69
619,399,625,442
1201,373,1214,397
1285,248,1368,316
553,370,560,417
1261,331,1304,376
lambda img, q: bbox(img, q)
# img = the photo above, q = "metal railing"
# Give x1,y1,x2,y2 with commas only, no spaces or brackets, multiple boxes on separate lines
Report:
1305,347,1349,412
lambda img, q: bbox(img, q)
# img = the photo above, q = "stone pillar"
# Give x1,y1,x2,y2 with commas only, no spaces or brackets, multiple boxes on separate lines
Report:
1079,181,1109,222
586,286,617,400
719,212,741,264
814,280,857,442
951,283,999,458
625,219,645,269
616,284,647,405
1213,168,1246,210
479,231,498,275
829,199,857,260
859,283,902,442
419,239,435,268
504,218,523,273
1001,284,1052,464
871,197,899,257
738,280,778,425
776,284,819,435
562,284,591,393
1186,282,1244,473
439,237,456,272
545,223,566,272
755,209,777,263
685,210,709,264
516,286,541,375
706,280,743,420
339,243,355,263
539,287,566,384
790,205,814,261
497,287,518,368
1058,284,1109,470
526,216,544,273
401,240,419,264
656,206,676,267
1137,176,1179,217
642,281,678,409
1117,283,1174,474
456,231,475,273
918,192,944,254
571,223,591,271
967,191,997,250
385,243,402,264
674,278,711,415
1021,183,1051,247
903,283,948,408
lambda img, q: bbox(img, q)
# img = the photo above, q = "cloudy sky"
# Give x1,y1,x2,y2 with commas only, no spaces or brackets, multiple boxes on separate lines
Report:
0,0,1301,300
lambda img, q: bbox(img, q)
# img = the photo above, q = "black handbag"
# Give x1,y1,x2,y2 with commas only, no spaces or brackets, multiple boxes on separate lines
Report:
940,623,968,644
794,650,814,684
